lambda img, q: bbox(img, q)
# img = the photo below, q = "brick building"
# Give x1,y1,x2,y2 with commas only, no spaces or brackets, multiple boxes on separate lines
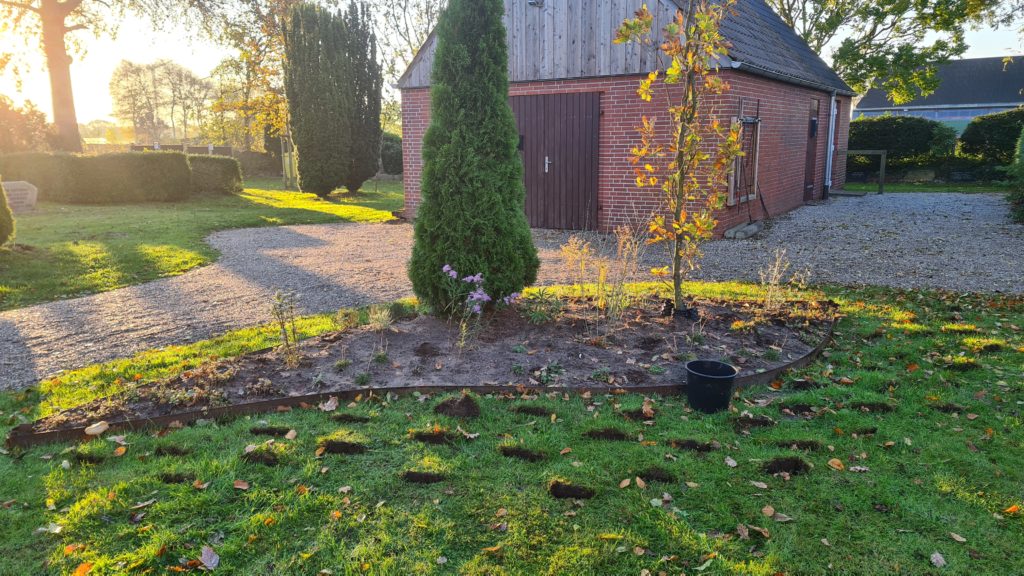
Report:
399,0,853,233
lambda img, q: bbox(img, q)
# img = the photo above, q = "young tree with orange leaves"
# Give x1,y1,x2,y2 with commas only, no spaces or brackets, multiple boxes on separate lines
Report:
614,0,742,312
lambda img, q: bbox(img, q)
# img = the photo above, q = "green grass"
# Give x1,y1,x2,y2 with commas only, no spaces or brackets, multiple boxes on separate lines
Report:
0,178,403,311
843,182,1011,194
0,283,1022,575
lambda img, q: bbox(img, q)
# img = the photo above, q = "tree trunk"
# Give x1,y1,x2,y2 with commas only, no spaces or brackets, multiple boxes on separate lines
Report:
40,0,82,152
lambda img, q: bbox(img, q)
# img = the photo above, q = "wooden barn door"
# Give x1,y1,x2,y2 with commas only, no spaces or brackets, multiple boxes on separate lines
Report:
511,92,600,230
803,99,820,202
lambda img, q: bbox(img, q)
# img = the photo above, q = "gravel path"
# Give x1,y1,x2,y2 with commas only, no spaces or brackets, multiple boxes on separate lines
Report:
1,192,1020,390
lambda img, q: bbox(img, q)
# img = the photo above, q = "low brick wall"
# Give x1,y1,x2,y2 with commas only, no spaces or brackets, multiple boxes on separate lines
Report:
1,181,38,214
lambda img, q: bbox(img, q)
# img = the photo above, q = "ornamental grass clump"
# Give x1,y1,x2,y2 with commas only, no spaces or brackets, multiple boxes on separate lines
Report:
408,0,539,312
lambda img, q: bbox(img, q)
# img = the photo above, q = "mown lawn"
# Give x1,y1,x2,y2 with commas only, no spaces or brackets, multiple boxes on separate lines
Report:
0,283,1021,575
0,178,403,311
843,182,1011,194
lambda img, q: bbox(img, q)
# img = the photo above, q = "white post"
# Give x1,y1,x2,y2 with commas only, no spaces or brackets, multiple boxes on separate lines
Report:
824,91,838,197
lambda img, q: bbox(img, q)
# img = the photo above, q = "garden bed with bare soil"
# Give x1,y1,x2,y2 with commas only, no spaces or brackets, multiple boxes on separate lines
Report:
11,293,837,443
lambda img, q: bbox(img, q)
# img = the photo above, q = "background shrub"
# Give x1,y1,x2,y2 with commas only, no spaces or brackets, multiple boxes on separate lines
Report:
69,152,192,203
1008,127,1024,223
236,150,281,177
381,132,403,175
960,108,1024,165
0,151,193,203
0,181,13,247
0,152,73,201
189,155,243,195
849,115,957,159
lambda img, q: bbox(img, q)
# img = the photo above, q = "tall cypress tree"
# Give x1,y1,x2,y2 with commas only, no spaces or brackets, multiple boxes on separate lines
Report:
408,0,539,311
284,4,352,197
343,1,383,193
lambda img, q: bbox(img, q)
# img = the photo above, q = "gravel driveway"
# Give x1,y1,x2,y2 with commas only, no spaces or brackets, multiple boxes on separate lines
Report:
0,192,1020,390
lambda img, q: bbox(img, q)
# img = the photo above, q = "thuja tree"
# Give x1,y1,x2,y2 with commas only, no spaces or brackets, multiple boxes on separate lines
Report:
284,4,352,196
615,0,742,310
343,1,384,192
408,0,539,312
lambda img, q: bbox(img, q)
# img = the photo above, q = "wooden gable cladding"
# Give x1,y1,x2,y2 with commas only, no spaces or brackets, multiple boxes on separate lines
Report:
398,0,684,89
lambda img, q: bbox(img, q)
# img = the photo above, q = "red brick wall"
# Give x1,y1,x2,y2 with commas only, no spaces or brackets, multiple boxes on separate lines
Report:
402,70,851,234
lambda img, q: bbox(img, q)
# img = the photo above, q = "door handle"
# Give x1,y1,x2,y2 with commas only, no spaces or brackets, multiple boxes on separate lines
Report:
545,156,552,174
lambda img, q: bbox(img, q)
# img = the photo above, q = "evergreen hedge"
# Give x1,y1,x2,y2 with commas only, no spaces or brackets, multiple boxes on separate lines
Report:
408,0,539,311
849,115,957,159
189,155,244,195
0,151,221,203
1008,127,1024,223
381,132,403,175
342,2,383,192
0,180,13,247
960,108,1024,165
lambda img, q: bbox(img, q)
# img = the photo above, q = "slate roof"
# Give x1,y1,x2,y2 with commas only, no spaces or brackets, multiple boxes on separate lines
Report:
857,57,1024,109
698,0,854,95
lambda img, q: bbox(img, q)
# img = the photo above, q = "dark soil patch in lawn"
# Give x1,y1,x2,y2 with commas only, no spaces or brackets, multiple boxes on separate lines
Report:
250,426,292,437
242,450,279,466
636,466,677,483
411,430,456,445
669,439,717,452
851,427,878,437
331,413,371,424
584,428,630,441
22,296,836,437
548,480,595,499
158,472,195,484
401,471,445,484
510,405,550,417
849,402,895,414
622,408,656,421
790,378,822,391
73,452,105,465
320,440,368,454
780,404,815,417
763,456,811,476
434,394,480,419
414,342,442,358
775,440,822,451
932,403,966,414
154,445,191,457
734,414,776,431
499,445,545,462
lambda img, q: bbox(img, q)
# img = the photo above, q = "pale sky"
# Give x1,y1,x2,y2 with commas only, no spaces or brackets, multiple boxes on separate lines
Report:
4,14,1022,124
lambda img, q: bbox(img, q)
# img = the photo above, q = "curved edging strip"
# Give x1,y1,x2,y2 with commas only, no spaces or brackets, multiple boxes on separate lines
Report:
5,314,838,450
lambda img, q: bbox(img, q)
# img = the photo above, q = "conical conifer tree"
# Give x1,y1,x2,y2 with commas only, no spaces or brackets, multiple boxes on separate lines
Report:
342,1,383,192
408,0,539,311
284,4,352,196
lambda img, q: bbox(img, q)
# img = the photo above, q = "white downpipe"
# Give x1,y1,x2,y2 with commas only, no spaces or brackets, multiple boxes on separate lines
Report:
824,90,838,196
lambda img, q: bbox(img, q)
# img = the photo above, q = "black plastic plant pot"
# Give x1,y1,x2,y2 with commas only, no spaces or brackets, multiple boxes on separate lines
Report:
685,360,739,414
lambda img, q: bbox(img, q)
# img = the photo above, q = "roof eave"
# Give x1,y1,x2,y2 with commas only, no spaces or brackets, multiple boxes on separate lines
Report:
729,60,855,96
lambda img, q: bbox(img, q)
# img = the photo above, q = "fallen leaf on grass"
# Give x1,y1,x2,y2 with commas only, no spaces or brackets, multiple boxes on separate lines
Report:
1004,504,1020,515
736,524,749,540
750,481,768,489
761,505,775,517
84,422,109,436
821,538,831,547
635,477,647,489
495,508,507,517
482,544,503,555
930,551,946,568
456,426,480,440
285,430,298,440
849,466,870,473
319,397,339,412
200,546,220,570
296,485,309,496
113,446,127,457
131,499,156,510
559,447,572,455
773,513,793,523
827,458,845,471
724,456,738,468
72,562,93,576
619,478,631,489
193,480,210,490
950,533,967,543
234,480,250,491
